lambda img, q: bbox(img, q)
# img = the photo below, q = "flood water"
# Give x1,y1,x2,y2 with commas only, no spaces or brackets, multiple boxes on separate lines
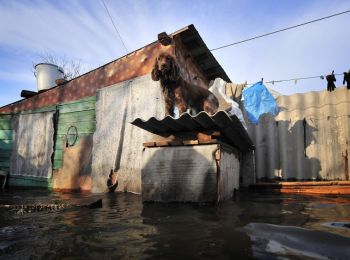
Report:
1,190,350,260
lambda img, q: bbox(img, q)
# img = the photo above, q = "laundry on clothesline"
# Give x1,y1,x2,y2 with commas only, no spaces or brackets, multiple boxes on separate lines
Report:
242,81,279,124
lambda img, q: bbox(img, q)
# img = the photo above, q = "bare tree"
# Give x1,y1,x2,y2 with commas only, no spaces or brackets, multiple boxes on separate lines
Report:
33,52,82,80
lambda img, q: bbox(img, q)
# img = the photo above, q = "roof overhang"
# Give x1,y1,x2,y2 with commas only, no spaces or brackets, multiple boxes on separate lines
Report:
171,24,231,83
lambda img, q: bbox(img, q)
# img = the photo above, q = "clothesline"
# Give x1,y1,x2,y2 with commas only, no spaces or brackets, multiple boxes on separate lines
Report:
246,72,344,86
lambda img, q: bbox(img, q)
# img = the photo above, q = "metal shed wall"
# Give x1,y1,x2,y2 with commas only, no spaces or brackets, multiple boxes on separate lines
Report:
247,87,350,181
91,74,165,193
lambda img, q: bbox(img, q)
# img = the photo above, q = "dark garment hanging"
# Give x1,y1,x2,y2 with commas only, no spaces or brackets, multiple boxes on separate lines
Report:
343,71,350,89
326,71,336,92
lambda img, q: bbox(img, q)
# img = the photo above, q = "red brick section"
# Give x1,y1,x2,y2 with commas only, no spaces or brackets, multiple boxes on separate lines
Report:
0,43,173,114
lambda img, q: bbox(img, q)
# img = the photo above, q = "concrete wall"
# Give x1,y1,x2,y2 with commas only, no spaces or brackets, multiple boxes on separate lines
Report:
247,87,350,181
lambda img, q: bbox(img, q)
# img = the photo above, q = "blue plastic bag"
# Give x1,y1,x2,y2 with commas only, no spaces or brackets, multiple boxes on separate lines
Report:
242,82,278,124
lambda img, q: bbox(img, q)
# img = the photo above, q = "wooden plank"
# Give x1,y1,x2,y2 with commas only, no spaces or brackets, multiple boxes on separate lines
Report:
278,187,350,195
278,181,350,186
251,181,350,195
0,119,12,130
1,139,13,145
19,105,56,115
8,175,51,188
0,142,12,150
157,141,170,147
143,142,156,148
53,159,63,170
168,140,183,146
58,110,95,123
56,122,96,135
144,139,219,147
0,161,10,168
0,114,13,119
198,139,219,145
0,130,13,140
183,140,199,145
53,150,63,161
146,130,221,144
54,133,92,150
197,131,220,142
54,140,64,151
253,181,350,187
59,95,96,105
0,149,12,157
58,98,95,113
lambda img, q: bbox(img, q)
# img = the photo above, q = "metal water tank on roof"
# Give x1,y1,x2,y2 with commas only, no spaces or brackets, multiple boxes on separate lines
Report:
34,63,64,92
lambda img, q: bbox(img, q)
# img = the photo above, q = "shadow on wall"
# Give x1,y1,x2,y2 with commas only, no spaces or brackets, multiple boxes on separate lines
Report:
141,145,218,203
254,116,322,181
278,118,322,180
53,135,93,191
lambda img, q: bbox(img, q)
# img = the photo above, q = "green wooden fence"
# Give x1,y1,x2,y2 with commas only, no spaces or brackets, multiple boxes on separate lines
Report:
0,96,96,188
53,96,96,170
0,114,13,172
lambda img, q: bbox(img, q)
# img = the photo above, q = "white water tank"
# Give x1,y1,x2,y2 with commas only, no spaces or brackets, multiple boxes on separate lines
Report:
34,63,64,92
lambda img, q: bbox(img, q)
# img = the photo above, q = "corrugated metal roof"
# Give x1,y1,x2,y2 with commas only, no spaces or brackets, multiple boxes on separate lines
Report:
131,111,254,151
171,25,231,83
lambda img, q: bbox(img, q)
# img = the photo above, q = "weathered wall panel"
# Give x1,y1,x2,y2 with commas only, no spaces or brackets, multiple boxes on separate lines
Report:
10,112,55,186
247,87,350,181
91,75,165,193
142,145,218,202
219,147,240,200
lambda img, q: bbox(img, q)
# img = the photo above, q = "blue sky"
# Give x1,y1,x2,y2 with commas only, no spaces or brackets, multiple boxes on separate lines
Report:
0,0,349,107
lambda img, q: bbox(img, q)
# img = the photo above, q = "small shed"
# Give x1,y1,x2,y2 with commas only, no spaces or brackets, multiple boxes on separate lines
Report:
132,111,254,202
0,24,234,192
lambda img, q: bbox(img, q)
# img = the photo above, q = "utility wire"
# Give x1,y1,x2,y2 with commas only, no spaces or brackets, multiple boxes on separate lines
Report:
247,73,344,86
101,0,128,54
210,9,350,51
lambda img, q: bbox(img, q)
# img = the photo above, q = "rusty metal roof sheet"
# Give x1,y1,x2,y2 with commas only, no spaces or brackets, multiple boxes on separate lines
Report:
171,24,231,83
131,111,254,151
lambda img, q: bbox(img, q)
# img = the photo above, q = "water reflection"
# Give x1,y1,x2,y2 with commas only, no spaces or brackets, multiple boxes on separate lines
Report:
0,190,349,259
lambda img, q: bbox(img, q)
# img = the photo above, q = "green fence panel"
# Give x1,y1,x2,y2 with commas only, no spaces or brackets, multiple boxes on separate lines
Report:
53,97,96,170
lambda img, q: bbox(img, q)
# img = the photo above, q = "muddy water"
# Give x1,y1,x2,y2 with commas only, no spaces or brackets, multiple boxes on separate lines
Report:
1,190,350,259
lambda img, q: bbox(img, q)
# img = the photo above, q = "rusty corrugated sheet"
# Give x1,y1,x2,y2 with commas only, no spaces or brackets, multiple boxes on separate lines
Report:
131,110,254,152
172,24,231,83
247,86,350,181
